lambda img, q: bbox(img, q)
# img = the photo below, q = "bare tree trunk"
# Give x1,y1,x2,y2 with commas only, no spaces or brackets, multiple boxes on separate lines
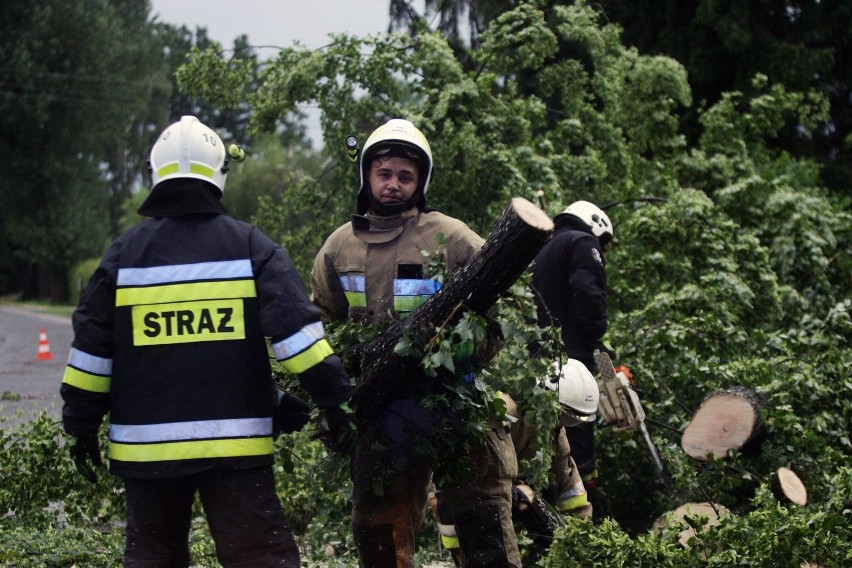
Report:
681,386,766,460
350,197,553,426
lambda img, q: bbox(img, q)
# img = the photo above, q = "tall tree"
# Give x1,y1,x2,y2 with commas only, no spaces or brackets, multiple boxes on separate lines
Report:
0,0,269,300
596,0,852,195
178,2,693,274
0,0,167,299
390,0,514,53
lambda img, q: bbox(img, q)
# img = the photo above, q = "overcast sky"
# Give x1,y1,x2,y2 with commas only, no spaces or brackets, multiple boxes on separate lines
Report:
149,0,395,52
149,0,407,147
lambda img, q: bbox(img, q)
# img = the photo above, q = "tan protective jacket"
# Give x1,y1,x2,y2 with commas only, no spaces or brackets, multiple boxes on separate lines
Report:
501,393,591,517
311,207,483,325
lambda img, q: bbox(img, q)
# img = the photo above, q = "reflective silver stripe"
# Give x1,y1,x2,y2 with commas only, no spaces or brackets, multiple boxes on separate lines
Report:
271,321,326,360
557,481,587,501
117,260,253,286
394,278,441,296
109,417,272,443
339,274,365,292
66,348,112,376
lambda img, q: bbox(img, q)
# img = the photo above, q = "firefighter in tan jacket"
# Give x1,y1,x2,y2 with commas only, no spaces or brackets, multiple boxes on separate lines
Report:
520,359,598,520
311,119,520,568
432,359,597,565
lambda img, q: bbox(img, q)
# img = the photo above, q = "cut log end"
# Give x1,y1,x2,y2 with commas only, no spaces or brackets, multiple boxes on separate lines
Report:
775,466,808,506
652,502,731,549
511,196,555,232
681,388,765,461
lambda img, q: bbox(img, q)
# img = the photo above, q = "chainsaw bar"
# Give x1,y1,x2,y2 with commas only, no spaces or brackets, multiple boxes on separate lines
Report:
593,350,671,487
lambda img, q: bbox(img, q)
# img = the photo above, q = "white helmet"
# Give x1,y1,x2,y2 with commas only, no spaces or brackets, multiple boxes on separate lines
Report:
558,200,613,247
544,359,599,423
358,118,433,214
149,116,228,195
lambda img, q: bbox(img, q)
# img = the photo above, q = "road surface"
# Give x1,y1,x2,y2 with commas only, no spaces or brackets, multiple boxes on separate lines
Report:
0,305,73,431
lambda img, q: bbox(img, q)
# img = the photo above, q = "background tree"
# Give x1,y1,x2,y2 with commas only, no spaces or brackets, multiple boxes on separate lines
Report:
0,1,293,301
391,1,852,199
0,0,165,300
390,0,514,55
597,0,852,197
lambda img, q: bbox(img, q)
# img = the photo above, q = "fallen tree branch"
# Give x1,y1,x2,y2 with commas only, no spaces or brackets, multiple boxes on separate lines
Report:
349,197,554,426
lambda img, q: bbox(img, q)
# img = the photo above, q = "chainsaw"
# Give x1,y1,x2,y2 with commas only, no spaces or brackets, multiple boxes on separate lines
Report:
594,349,670,485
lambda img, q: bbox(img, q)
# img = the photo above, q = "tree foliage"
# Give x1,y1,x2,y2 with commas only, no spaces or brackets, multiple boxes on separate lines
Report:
1,1,850,565
0,0,163,300
598,0,852,197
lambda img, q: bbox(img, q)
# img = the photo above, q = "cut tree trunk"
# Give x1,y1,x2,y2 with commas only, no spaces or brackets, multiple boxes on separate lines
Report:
681,386,766,460
774,466,808,506
349,197,554,426
651,502,731,549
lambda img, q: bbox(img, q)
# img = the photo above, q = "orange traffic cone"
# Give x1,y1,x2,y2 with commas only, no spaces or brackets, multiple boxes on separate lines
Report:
37,327,53,360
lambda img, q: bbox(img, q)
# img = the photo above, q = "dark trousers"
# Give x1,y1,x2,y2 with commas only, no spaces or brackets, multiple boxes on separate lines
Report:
123,466,299,568
350,398,521,568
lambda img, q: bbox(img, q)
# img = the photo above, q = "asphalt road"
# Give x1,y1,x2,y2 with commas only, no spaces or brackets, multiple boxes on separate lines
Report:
0,305,73,431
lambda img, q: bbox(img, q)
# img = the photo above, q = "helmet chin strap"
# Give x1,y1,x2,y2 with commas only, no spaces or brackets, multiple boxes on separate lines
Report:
367,192,415,216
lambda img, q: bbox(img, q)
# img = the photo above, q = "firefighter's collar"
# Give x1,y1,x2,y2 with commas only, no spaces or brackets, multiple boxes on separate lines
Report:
350,207,417,244
138,179,226,217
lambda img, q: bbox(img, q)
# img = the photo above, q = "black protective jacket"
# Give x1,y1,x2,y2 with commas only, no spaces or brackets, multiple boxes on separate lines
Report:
531,218,608,368
61,181,352,478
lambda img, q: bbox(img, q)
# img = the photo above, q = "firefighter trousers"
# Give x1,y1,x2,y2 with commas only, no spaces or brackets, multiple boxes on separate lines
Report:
351,415,521,568
122,466,299,568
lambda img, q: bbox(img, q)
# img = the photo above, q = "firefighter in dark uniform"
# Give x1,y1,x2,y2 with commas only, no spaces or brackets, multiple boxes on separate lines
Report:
311,119,520,568
60,116,354,568
530,200,614,522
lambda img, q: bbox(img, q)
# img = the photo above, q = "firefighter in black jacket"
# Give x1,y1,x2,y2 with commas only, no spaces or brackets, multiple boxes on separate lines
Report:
60,116,354,567
530,200,614,522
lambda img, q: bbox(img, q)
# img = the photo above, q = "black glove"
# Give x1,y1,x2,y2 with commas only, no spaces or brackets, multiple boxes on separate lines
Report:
273,383,311,436
69,434,103,483
511,484,534,516
318,405,356,455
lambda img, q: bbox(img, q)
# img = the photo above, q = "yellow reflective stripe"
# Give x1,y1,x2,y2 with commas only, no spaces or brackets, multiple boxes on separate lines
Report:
344,291,366,308
394,295,429,313
155,163,215,180
441,534,460,551
582,470,598,482
557,493,589,512
280,338,334,374
109,437,273,462
62,366,111,393
116,280,256,306
157,163,180,178
189,163,215,179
